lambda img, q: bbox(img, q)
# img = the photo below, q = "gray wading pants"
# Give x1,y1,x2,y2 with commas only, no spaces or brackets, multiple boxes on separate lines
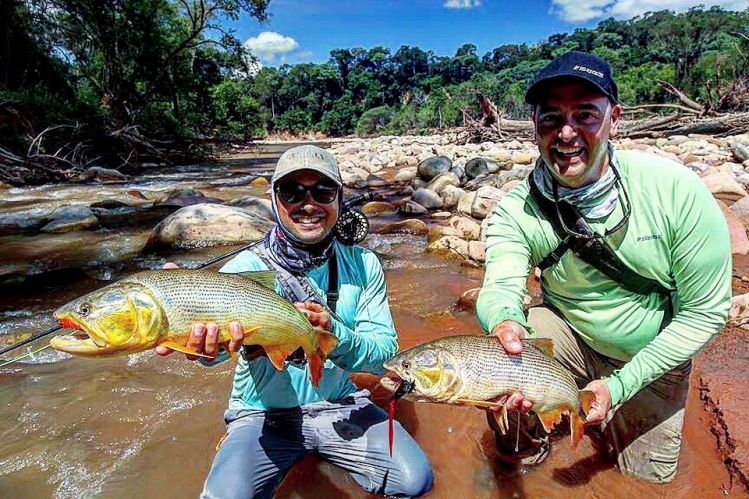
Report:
493,306,690,484
200,391,434,499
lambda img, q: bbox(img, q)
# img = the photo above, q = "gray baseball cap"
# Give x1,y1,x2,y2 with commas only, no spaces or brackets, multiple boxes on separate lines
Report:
271,145,342,187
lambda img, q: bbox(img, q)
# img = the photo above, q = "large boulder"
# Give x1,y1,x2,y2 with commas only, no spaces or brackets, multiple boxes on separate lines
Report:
411,188,444,209
78,166,127,183
717,200,749,255
448,215,481,241
703,172,747,205
147,203,274,250
465,158,502,180
457,185,504,219
40,205,99,233
426,235,469,262
425,172,461,195
362,201,397,216
417,156,452,181
376,219,428,236
440,185,466,210
225,196,274,219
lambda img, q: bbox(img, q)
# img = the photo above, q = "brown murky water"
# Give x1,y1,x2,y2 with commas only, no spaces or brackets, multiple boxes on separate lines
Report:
0,146,740,498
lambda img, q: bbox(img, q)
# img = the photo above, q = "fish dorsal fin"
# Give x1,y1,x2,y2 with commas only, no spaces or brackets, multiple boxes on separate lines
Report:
524,338,555,359
236,270,277,289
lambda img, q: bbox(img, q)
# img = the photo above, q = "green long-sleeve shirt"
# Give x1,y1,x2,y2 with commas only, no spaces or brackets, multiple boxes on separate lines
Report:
476,150,732,406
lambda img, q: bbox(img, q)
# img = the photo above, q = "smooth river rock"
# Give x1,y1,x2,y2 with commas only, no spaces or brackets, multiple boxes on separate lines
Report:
417,156,452,181
147,203,274,249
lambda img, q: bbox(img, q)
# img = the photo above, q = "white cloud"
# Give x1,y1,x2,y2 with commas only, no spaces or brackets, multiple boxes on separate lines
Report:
551,0,749,23
444,0,482,9
243,31,300,63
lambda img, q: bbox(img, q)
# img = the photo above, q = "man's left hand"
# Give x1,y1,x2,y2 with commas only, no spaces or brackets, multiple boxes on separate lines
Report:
582,379,612,425
295,301,332,331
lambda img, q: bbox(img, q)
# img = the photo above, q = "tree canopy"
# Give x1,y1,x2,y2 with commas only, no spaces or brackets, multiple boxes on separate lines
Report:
1,2,748,184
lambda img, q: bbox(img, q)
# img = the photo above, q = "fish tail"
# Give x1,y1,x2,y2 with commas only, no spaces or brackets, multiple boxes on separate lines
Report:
306,329,338,388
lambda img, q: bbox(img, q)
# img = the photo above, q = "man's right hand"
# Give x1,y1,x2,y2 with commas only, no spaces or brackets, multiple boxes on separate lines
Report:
490,320,533,413
155,262,245,360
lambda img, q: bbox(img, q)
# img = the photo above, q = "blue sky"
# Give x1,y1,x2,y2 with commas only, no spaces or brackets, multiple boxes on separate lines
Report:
224,0,749,66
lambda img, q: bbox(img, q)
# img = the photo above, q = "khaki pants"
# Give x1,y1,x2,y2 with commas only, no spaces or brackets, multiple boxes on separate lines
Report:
498,306,690,484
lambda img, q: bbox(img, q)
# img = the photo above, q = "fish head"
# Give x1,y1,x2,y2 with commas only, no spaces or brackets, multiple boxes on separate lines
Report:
51,282,167,356
383,345,461,399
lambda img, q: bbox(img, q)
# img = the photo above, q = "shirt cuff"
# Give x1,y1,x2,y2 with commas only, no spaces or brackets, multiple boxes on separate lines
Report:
604,375,625,407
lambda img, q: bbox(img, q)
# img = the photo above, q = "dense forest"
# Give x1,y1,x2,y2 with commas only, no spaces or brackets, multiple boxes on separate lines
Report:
1,1,748,184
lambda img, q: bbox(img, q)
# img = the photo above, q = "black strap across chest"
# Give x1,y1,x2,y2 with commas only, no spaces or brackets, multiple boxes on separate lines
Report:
527,174,671,297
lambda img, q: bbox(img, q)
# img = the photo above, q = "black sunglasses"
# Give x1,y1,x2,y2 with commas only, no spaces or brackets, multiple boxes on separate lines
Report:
275,181,339,205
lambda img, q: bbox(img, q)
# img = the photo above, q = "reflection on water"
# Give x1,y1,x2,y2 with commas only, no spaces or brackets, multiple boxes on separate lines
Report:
0,150,739,499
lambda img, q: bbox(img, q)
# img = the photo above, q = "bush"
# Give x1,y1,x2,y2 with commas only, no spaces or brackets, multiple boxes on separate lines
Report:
355,106,395,136
276,109,313,134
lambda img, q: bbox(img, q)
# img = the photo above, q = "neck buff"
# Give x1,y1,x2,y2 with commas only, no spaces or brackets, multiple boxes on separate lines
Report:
266,184,339,273
532,142,620,219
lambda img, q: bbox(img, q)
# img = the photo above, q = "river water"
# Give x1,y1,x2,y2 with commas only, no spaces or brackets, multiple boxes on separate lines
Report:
0,145,737,498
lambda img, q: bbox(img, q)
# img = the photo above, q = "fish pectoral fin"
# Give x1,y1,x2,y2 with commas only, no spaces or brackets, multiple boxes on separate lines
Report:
264,346,292,371
536,408,566,434
236,271,277,290
454,398,504,409
523,338,555,359
157,340,214,359
241,325,262,343
315,329,339,357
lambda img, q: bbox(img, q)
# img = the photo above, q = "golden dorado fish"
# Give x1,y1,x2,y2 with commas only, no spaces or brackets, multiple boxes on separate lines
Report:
383,334,594,447
50,269,338,386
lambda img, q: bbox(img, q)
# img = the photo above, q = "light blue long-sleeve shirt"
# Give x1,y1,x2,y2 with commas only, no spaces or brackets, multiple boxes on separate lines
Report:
217,241,399,410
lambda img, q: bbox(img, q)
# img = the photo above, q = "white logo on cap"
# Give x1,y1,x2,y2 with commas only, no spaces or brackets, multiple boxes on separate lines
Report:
573,65,604,79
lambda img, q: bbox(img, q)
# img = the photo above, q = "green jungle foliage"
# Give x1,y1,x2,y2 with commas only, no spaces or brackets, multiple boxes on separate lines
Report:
2,1,748,150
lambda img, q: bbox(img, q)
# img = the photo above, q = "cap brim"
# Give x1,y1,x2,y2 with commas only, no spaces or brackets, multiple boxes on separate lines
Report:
271,166,342,187
525,74,618,105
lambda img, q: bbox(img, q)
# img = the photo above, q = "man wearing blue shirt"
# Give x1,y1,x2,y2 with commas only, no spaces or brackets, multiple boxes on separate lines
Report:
157,145,433,499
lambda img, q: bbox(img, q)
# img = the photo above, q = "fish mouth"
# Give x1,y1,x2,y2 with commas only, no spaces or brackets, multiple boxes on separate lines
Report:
50,313,116,355
390,378,416,401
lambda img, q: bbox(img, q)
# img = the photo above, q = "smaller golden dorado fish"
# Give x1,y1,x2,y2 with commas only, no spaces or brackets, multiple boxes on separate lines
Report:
383,335,594,447
50,269,338,387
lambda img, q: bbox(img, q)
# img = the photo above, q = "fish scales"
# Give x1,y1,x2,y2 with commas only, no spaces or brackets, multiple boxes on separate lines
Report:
124,270,310,340
437,336,578,410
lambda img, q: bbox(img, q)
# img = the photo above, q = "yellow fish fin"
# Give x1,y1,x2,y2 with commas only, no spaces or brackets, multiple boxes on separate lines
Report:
580,389,595,417
158,340,213,358
570,411,586,449
453,398,504,409
524,338,555,359
536,407,565,434
307,329,338,388
241,325,262,343
236,271,277,290
264,346,292,371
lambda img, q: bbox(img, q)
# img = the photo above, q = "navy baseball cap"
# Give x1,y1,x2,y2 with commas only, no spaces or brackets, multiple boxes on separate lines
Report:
525,51,619,105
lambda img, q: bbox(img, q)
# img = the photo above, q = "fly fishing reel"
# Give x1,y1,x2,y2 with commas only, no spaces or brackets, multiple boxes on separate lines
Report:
335,209,369,245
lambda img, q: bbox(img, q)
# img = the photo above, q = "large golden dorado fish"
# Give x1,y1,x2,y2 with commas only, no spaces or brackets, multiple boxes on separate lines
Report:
50,269,338,386
383,334,594,447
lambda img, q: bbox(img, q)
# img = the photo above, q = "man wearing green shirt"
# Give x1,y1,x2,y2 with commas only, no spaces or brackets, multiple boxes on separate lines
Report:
476,51,732,483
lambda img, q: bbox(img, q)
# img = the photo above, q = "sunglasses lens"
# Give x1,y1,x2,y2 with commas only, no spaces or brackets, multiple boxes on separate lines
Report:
276,183,306,204
312,185,338,204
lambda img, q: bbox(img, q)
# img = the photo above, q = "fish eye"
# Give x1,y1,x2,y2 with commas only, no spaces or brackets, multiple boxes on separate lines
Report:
79,303,91,316
401,360,411,370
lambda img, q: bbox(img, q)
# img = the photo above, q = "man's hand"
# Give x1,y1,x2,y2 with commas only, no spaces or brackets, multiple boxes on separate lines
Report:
295,301,332,331
490,321,533,413
154,262,244,360
492,320,529,355
581,379,612,425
